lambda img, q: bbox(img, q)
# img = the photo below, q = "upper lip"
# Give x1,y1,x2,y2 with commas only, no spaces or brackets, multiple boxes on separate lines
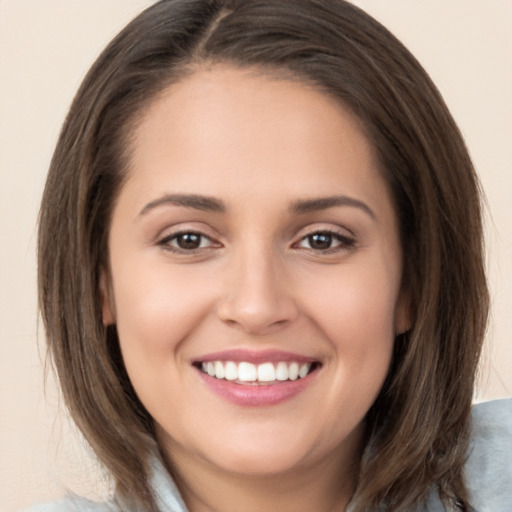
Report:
193,349,319,365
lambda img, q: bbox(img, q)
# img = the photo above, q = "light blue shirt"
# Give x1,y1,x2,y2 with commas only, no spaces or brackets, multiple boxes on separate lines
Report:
24,399,512,512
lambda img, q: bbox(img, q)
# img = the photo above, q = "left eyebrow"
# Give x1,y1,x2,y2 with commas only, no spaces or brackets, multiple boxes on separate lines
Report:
289,195,375,220
138,193,226,217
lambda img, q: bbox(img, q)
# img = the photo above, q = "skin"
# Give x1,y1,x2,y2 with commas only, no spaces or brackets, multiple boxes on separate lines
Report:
102,65,410,512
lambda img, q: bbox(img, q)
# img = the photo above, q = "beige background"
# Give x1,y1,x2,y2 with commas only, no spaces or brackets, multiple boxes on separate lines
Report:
1,1,511,510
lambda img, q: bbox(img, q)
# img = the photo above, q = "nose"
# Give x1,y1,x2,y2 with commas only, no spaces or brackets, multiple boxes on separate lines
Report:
216,247,299,335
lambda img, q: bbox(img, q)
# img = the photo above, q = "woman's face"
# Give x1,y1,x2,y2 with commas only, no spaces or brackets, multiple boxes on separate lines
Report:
103,66,409,478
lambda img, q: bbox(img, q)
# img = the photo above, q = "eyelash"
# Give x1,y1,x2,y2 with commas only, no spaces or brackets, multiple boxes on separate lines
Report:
157,229,356,255
157,231,218,253
294,230,356,253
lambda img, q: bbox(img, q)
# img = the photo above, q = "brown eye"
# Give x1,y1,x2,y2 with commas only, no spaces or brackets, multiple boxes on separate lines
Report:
159,231,216,252
297,231,355,252
175,233,202,250
307,233,335,250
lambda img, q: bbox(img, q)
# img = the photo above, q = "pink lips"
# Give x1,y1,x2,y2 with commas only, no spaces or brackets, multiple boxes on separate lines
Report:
194,349,320,407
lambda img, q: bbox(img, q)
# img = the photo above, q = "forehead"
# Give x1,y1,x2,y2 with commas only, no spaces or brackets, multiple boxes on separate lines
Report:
120,64,395,224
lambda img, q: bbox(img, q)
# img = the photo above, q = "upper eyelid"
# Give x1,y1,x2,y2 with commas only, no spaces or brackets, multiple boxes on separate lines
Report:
293,224,356,240
155,223,220,241
158,230,218,245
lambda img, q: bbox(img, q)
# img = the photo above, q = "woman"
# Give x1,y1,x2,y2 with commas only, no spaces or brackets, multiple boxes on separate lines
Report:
32,1,511,511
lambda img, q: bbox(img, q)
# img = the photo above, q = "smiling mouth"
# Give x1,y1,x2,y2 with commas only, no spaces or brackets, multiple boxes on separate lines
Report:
194,360,320,385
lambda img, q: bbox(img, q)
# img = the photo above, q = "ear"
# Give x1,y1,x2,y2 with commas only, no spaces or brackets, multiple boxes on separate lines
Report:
394,287,412,336
99,271,116,325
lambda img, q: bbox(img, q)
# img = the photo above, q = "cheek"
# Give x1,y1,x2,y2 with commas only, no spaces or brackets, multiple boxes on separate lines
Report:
299,258,398,391
110,263,219,418
303,261,399,342
111,258,216,359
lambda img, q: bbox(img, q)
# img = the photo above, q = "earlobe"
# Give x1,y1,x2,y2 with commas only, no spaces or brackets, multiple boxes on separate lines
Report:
99,271,116,325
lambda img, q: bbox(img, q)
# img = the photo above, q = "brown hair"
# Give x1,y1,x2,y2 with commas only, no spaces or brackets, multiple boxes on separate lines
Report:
38,1,489,510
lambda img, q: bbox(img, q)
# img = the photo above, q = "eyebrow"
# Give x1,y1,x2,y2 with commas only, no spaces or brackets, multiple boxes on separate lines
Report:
139,194,226,216
138,193,375,219
290,195,375,219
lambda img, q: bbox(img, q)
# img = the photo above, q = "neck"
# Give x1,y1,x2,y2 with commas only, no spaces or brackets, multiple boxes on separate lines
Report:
160,433,361,512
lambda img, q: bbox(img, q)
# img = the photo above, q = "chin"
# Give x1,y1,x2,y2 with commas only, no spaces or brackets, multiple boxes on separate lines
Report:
208,443,313,477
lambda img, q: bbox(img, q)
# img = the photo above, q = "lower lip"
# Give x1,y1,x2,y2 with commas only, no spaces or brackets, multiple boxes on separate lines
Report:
197,369,318,406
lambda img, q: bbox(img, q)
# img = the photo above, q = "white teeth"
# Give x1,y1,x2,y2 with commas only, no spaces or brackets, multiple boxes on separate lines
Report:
200,360,313,383
225,361,238,381
288,362,299,381
238,362,257,382
276,362,289,381
257,362,276,382
299,363,309,379
214,361,225,379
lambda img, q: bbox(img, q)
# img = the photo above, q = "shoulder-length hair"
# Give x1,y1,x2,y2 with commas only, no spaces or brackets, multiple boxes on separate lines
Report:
38,1,489,510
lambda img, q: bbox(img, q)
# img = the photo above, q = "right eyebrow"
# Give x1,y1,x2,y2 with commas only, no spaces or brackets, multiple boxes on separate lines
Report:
138,193,226,217
289,195,376,220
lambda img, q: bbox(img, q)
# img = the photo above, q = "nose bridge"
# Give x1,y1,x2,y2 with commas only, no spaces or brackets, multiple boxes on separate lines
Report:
217,238,298,334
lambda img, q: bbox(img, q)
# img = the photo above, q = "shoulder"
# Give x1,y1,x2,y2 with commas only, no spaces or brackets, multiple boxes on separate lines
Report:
21,454,187,512
20,495,119,512
465,398,512,511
